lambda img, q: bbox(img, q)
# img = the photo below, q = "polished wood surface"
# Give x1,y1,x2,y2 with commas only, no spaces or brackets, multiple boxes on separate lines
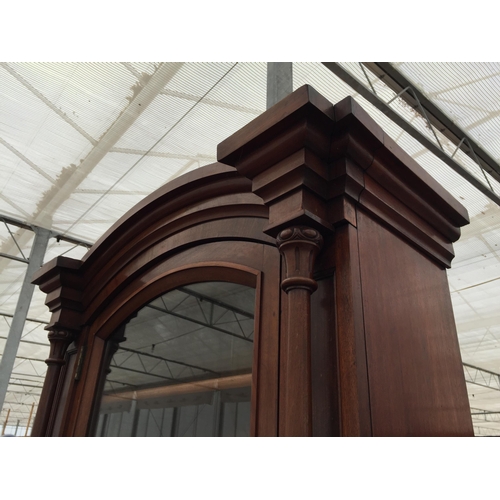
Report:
331,224,371,436
311,274,340,436
277,226,323,436
32,85,473,437
30,330,76,437
357,209,473,436
32,164,281,436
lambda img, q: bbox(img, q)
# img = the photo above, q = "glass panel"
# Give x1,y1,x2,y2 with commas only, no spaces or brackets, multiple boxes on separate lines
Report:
93,281,255,437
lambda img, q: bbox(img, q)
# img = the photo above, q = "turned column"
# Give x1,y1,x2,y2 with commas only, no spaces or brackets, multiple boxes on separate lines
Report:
31,256,83,436
277,226,323,435
218,86,335,436
31,330,76,436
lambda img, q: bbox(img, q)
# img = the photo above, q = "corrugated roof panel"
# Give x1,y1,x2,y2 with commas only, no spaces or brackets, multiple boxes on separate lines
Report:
126,62,162,76
393,62,500,162
0,225,33,260
0,159,54,220
112,91,198,151
48,192,108,242
111,155,192,192
165,62,237,96
0,260,30,312
8,62,140,141
72,150,148,193
0,64,94,178
55,220,111,244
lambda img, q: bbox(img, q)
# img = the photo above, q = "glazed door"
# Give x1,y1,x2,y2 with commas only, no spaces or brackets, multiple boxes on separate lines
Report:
92,281,256,437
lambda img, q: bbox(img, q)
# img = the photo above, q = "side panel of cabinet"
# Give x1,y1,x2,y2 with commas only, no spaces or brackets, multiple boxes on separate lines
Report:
356,209,473,436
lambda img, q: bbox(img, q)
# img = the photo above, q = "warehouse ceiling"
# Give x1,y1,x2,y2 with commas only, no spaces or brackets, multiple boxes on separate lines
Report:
0,62,499,436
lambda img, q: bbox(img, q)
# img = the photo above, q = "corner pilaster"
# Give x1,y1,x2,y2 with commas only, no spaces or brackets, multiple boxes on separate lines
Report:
276,226,323,435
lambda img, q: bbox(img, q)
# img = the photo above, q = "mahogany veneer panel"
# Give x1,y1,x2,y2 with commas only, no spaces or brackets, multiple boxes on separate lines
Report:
357,209,473,436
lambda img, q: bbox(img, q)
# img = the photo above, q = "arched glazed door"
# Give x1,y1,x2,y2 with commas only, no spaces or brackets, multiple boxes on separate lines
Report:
93,281,256,437
32,164,282,437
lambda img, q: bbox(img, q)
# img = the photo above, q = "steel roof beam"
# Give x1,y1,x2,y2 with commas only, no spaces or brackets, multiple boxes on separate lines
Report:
160,88,262,115
463,362,500,391
34,62,185,229
0,135,56,183
0,213,92,281
146,303,252,343
177,286,254,319
321,62,500,208
5,382,43,390
3,400,39,405
267,63,293,109
470,410,500,422
0,227,50,413
13,356,47,363
0,337,49,348
118,347,220,376
108,146,215,162
0,193,31,219
0,252,29,264
0,63,98,147
0,313,49,325
0,214,93,248
362,63,500,184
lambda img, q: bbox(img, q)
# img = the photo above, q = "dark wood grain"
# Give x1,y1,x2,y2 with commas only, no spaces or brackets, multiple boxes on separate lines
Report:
50,346,77,436
277,227,323,436
32,86,472,437
311,274,340,436
251,244,281,436
332,224,372,436
217,85,334,166
357,209,473,436
31,330,75,437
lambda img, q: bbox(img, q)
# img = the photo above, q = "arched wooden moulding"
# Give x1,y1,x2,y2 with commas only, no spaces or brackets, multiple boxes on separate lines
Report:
32,163,281,437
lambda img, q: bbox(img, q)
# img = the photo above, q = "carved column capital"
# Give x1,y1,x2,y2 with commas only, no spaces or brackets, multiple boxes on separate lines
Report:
277,226,323,293
274,225,324,436
46,330,77,366
32,328,78,436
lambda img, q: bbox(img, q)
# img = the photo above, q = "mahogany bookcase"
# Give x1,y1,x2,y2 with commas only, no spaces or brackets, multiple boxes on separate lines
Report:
31,85,473,437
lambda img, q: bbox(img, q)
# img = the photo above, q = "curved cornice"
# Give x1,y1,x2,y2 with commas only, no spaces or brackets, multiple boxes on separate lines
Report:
33,162,272,333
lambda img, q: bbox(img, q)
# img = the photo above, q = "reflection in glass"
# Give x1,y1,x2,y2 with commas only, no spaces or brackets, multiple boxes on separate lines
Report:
94,281,255,437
